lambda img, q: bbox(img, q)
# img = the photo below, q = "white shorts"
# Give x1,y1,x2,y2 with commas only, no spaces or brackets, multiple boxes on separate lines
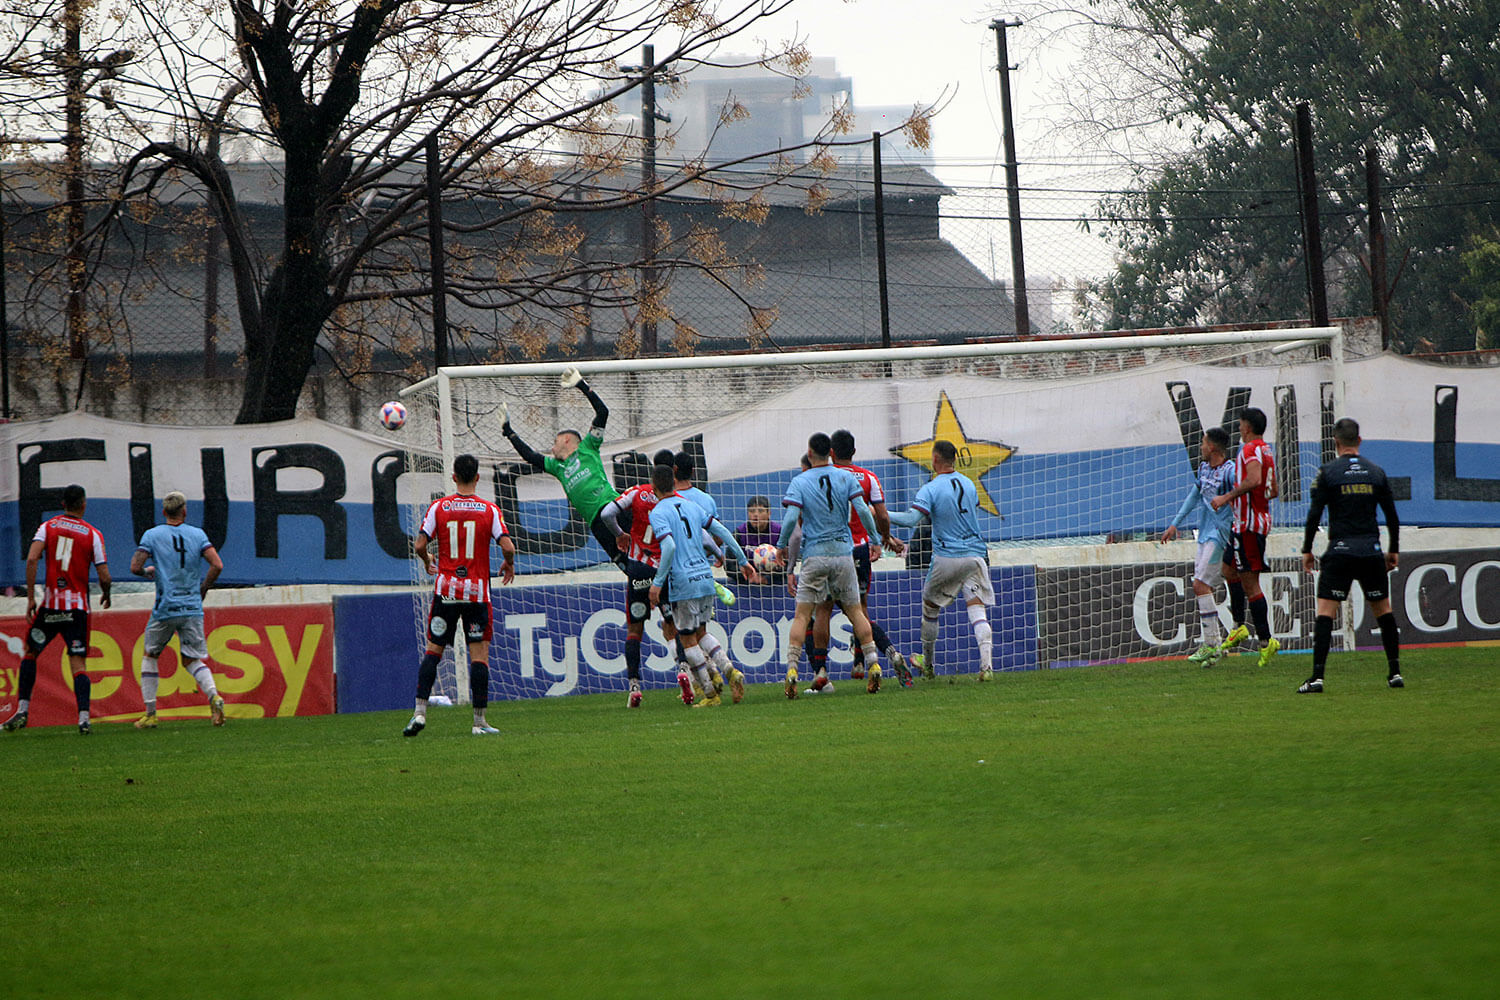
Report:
923,556,995,609
1194,540,1225,588
796,555,862,608
143,615,208,661
670,594,716,633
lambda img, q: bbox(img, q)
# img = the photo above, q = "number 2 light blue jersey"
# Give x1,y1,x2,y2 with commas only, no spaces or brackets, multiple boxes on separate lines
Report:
137,523,214,619
649,494,717,601
913,472,987,558
781,464,863,558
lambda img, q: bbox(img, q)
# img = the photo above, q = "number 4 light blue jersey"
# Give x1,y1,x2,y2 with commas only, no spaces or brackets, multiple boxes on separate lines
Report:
137,523,214,619
913,472,987,558
782,464,863,558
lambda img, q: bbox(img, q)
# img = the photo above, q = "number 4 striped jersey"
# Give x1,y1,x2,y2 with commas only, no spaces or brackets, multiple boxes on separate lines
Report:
33,514,107,611
420,493,509,602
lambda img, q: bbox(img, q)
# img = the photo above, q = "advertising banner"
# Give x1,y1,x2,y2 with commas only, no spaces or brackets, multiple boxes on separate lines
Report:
1037,548,1500,667
335,566,1039,711
0,603,334,727
4,355,1497,586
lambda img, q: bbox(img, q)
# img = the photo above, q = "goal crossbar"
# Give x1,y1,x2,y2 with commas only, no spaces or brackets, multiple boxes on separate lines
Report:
400,326,1342,395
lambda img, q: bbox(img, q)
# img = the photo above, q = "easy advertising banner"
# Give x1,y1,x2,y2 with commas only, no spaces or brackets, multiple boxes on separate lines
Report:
1037,548,1500,667
0,603,334,727
335,567,1039,711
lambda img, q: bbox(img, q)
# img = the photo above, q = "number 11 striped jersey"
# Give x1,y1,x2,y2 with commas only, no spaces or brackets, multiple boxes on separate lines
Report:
420,493,509,602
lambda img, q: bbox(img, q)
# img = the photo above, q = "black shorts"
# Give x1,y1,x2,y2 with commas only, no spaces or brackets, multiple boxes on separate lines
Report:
1230,530,1269,573
853,543,873,597
1316,553,1390,603
427,597,491,647
590,513,627,570
625,559,656,625
27,608,89,657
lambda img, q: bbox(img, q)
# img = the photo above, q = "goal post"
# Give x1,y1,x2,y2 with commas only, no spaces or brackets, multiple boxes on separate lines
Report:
397,326,1342,703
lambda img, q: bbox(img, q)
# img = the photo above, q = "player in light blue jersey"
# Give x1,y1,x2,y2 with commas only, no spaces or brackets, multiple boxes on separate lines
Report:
888,440,996,680
1160,426,1237,665
129,491,226,727
776,433,904,696
649,464,759,707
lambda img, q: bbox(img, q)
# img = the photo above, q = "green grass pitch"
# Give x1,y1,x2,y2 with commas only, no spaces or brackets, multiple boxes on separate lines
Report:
3,647,1496,999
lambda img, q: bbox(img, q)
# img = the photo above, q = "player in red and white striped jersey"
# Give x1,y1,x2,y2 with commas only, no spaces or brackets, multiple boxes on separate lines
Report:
4,484,112,734
1211,407,1281,665
596,448,674,707
403,454,515,738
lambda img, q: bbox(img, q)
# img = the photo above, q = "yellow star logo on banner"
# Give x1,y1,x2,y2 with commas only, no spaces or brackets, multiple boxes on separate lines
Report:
892,391,1015,516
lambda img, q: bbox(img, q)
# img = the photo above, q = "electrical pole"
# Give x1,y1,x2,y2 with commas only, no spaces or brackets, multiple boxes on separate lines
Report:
1294,102,1329,358
1365,146,1389,350
426,133,449,369
64,0,87,359
872,132,892,352
623,45,676,354
992,18,1030,336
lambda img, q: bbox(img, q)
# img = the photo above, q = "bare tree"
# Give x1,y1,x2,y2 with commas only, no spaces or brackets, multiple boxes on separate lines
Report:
5,0,934,422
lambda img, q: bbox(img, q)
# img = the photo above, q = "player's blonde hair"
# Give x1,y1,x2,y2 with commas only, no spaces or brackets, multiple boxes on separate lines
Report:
162,491,188,518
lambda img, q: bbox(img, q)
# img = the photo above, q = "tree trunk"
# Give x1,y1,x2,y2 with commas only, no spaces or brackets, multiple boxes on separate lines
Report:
235,148,333,424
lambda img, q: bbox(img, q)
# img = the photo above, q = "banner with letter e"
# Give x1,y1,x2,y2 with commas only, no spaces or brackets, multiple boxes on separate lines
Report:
0,603,334,727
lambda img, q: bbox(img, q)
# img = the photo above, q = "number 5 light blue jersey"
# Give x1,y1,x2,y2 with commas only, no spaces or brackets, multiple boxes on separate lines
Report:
913,472,987,558
780,464,864,558
648,494,717,601
137,523,214,619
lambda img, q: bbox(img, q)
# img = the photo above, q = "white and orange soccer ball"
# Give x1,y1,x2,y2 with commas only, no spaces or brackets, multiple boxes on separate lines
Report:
379,400,407,430
752,543,779,574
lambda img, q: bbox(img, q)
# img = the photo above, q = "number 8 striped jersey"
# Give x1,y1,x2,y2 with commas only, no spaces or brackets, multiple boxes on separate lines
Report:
33,514,107,611
420,493,509,602
912,471,987,558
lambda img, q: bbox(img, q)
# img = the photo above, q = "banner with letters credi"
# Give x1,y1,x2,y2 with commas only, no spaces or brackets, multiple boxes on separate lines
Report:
3,354,1497,586
1037,548,1500,667
335,567,1039,710
0,604,334,727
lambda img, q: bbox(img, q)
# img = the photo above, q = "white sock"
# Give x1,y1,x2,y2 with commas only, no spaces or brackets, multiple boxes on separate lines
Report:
861,642,879,671
473,707,486,726
967,605,992,671
18,699,29,714
696,666,714,693
414,698,428,719
921,615,939,670
188,660,217,699
140,656,160,712
699,633,723,659
1196,594,1222,644
786,640,803,675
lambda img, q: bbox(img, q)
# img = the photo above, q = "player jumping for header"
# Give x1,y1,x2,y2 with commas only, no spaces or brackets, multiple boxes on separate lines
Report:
500,367,625,570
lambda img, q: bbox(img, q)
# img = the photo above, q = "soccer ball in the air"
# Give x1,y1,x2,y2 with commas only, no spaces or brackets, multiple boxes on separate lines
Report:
379,400,407,430
752,543,779,574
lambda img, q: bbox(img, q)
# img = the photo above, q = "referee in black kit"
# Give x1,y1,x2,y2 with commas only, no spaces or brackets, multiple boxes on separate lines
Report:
1298,417,1403,694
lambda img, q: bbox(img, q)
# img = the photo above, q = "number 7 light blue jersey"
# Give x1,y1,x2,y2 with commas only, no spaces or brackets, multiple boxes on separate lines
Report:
781,464,863,558
137,523,214,619
913,472,987,558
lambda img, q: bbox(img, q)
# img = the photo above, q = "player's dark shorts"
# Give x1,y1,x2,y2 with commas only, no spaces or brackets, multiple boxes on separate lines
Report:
590,513,627,570
853,543,873,597
426,596,491,647
625,559,657,625
1230,530,1269,573
1316,553,1390,603
27,608,89,657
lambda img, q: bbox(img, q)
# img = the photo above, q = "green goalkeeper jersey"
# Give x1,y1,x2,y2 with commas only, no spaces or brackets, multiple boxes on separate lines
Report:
544,430,617,525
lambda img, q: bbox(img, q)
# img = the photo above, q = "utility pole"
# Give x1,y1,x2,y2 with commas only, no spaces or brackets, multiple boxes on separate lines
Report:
622,45,676,354
991,18,1030,336
1,172,9,419
1365,146,1389,350
872,132,892,353
426,133,449,369
1294,102,1329,357
64,0,87,359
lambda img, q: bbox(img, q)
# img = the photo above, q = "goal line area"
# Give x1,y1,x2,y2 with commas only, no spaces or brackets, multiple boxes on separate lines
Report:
396,328,1354,701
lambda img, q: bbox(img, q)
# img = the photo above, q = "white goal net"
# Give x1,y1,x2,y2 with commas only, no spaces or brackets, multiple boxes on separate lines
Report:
397,328,1343,703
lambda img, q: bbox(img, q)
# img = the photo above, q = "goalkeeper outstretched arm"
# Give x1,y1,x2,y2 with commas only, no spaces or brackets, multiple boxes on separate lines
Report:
501,415,548,472
562,366,609,435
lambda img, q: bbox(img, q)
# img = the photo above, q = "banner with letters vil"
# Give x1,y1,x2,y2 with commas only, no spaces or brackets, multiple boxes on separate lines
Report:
3,355,1497,586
